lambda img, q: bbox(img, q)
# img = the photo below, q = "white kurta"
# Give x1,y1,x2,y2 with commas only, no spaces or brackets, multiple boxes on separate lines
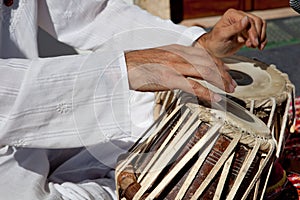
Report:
0,0,206,199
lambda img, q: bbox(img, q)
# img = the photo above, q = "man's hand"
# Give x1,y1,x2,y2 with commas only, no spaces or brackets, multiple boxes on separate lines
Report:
125,9,267,102
125,44,237,102
196,8,267,58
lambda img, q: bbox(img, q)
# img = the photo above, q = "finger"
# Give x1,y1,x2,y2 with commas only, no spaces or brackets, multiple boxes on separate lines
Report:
210,57,236,91
174,45,231,77
212,55,237,89
246,14,263,37
173,77,222,102
158,45,235,92
260,39,268,50
245,17,260,47
161,45,230,85
200,55,235,93
222,16,250,39
213,56,229,70
220,63,238,88
178,55,234,93
223,15,260,49
259,20,267,50
245,13,267,48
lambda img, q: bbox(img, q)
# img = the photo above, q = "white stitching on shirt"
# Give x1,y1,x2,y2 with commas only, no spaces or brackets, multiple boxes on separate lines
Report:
56,102,70,114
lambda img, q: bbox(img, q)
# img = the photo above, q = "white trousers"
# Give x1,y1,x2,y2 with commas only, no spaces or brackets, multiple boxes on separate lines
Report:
0,91,154,200
0,146,116,200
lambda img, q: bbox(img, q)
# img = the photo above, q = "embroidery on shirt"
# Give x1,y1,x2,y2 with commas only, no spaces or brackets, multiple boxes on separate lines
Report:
64,11,73,21
56,102,71,114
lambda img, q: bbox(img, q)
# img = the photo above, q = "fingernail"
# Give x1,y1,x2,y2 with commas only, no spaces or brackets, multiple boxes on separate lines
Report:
213,94,222,102
241,16,248,27
260,43,265,50
231,79,237,87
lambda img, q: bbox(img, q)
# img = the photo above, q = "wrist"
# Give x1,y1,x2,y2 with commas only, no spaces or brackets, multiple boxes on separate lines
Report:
195,33,212,54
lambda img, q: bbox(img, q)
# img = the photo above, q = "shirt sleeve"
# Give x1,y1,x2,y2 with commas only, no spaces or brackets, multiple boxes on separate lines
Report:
38,0,206,52
3,0,206,148
0,51,132,148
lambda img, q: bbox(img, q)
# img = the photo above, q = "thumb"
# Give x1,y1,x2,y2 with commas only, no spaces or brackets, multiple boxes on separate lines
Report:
223,16,249,38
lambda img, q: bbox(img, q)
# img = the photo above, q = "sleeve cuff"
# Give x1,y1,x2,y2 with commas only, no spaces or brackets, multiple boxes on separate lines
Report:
177,26,207,46
118,52,129,82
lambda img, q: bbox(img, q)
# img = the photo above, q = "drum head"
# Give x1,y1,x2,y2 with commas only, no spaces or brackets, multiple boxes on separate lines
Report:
184,93,271,138
222,56,288,104
211,95,271,138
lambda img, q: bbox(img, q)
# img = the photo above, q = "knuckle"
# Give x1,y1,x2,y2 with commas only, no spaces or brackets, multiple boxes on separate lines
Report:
227,8,236,14
188,80,211,100
197,88,210,100
191,80,200,90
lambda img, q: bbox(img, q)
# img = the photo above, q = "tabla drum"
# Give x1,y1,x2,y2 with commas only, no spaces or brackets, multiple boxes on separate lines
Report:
222,55,296,158
116,92,276,200
153,90,176,120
